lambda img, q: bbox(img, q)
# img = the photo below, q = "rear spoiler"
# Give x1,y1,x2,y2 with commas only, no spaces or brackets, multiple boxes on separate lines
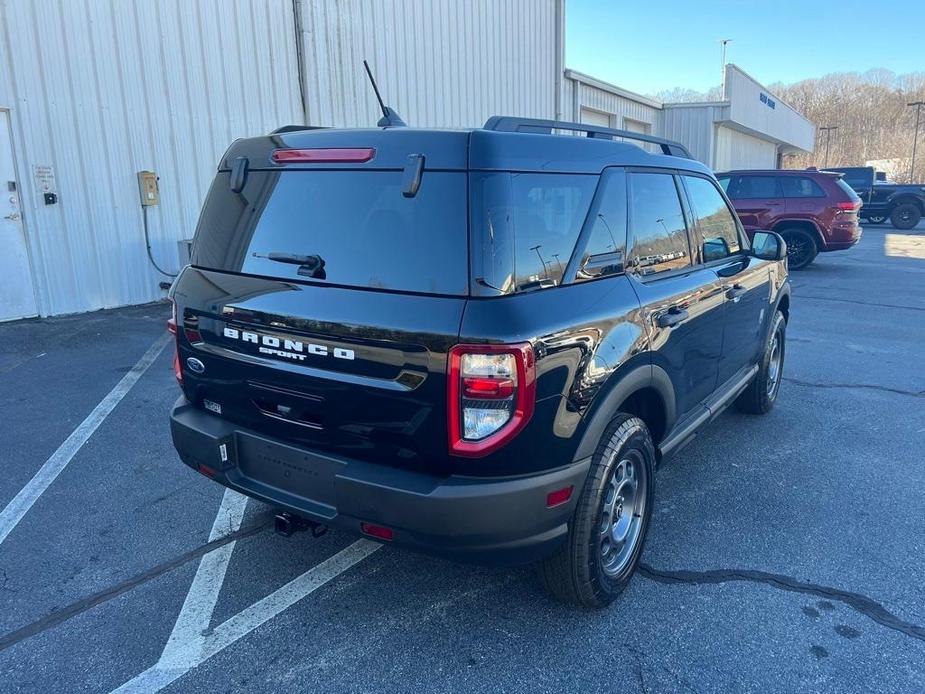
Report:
483,116,693,159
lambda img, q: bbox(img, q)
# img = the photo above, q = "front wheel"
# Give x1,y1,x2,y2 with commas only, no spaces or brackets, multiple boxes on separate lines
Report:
537,414,655,608
736,310,786,414
779,228,818,270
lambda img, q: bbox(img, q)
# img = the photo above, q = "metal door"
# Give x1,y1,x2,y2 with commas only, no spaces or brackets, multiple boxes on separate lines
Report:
0,111,38,321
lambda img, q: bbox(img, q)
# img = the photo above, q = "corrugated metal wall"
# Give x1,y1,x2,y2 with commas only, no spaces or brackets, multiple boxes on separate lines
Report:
660,104,727,167
567,82,659,131
0,0,303,316
713,126,778,171
297,0,561,128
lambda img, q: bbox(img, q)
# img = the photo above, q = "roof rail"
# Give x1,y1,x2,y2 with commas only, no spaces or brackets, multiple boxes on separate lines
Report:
270,125,329,135
482,116,693,159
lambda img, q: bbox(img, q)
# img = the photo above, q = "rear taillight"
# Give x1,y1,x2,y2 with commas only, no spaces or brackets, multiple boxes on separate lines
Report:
167,299,182,386
271,147,376,164
836,201,859,211
447,343,536,457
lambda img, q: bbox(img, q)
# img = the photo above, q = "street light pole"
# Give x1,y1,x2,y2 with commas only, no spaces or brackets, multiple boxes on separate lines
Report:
909,101,924,181
719,39,732,98
818,126,838,168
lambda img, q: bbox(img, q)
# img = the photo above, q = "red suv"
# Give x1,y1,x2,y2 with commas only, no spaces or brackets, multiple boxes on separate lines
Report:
716,169,862,269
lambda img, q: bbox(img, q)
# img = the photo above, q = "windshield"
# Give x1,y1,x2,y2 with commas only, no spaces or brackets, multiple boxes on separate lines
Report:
191,170,468,295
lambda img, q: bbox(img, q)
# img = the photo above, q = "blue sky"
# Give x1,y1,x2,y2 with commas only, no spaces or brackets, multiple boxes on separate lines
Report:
566,0,925,96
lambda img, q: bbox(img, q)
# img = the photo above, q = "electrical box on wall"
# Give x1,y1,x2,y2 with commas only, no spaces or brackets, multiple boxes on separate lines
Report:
137,170,159,206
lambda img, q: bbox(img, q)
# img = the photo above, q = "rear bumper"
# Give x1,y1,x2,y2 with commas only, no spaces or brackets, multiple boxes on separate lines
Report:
169,397,589,565
822,223,862,251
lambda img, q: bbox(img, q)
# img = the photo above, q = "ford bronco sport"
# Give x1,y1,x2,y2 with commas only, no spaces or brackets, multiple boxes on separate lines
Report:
168,116,790,607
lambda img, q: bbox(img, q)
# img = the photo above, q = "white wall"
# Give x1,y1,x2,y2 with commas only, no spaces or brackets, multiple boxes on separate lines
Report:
724,64,815,153
298,0,563,128
713,126,779,171
0,0,303,317
660,104,727,167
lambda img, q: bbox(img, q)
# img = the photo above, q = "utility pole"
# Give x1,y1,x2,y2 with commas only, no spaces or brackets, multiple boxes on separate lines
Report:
818,126,838,168
909,101,924,181
720,39,732,98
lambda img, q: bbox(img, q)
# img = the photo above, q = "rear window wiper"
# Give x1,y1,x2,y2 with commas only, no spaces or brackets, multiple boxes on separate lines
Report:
253,252,326,279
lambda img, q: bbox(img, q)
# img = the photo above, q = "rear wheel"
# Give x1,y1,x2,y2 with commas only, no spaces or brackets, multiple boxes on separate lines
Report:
890,203,921,230
538,414,655,608
736,310,786,415
779,228,818,270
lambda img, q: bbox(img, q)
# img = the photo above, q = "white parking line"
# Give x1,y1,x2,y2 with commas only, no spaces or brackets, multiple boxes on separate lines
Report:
0,332,170,546
111,538,380,693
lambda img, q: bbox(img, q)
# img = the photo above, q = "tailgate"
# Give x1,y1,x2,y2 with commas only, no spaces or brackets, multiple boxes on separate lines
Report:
173,267,464,474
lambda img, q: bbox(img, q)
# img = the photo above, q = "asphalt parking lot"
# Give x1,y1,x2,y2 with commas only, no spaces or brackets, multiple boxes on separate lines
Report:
1,222,923,693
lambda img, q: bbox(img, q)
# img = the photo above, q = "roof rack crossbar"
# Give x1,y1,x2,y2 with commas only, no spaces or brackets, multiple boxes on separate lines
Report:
482,116,693,159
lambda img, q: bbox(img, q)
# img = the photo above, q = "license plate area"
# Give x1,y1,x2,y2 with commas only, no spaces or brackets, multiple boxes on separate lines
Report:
235,432,342,505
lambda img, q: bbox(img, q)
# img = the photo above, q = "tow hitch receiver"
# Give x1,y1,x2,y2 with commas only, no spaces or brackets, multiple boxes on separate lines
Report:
274,511,328,538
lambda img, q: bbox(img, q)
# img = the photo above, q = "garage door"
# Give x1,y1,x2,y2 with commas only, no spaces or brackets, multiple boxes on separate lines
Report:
580,108,611,128
714,126,778,170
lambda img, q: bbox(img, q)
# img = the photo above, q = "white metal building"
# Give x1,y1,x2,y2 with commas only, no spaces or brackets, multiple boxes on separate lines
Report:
564,65,815,171
1,0,809,320
0,0,562,320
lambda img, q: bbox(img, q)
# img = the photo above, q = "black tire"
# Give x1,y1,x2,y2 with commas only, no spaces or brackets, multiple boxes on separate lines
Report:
538,414,656,608
866,215,887,225
779,228,818,270
890,203,921,230
736,310,786,415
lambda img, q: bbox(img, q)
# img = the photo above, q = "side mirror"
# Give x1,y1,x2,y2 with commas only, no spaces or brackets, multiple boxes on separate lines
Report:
751,230,787,261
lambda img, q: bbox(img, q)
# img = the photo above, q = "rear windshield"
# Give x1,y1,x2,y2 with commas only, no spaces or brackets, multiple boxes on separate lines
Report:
834,178,862,201
191,170,468,295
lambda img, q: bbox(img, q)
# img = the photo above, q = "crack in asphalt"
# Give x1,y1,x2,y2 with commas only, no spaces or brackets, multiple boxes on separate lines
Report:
795,294,925,313
0,520,270,652
783,377,925,398
638,564,925,643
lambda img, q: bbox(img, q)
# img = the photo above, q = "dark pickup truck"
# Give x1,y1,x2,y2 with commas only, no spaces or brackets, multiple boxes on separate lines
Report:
829,166,925,229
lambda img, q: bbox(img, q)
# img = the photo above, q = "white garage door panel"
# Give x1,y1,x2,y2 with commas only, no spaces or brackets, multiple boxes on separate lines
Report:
714,127,778,170
580,108,611,127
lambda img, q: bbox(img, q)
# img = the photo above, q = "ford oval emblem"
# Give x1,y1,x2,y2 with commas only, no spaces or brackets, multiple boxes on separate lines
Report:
186,357,205,374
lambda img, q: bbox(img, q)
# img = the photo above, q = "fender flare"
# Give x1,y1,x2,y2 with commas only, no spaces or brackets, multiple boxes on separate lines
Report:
573,364,676,461
886,194,925,214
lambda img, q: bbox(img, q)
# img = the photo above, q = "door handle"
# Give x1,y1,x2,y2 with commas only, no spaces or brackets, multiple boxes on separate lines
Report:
657,307,688,328
3,212,20,221
725,284,747,300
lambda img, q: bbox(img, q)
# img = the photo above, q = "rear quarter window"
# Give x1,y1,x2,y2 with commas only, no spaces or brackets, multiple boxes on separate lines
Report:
470,172,597,293
780,176,826,198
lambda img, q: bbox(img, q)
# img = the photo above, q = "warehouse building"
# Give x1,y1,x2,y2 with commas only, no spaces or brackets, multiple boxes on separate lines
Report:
0,0,811,320
564,65,815,171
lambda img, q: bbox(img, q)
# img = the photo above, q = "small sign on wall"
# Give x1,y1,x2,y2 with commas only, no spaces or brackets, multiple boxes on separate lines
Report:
33,164,58,205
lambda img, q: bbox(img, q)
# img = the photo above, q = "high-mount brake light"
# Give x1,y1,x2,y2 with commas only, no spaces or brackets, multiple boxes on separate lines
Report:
447,343,536,457
271,148,376,164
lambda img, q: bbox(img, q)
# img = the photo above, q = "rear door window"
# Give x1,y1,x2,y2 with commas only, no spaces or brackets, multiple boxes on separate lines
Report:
729,175,781,199
628,173,692,276
780,176,826,198
683,175,742,262
192,170,468,295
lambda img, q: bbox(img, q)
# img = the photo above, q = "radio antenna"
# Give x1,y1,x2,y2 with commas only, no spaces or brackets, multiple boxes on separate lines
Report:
363,60,407,128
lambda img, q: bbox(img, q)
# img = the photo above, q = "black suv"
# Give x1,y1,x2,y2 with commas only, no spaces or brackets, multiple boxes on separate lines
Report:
168,117,790,607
